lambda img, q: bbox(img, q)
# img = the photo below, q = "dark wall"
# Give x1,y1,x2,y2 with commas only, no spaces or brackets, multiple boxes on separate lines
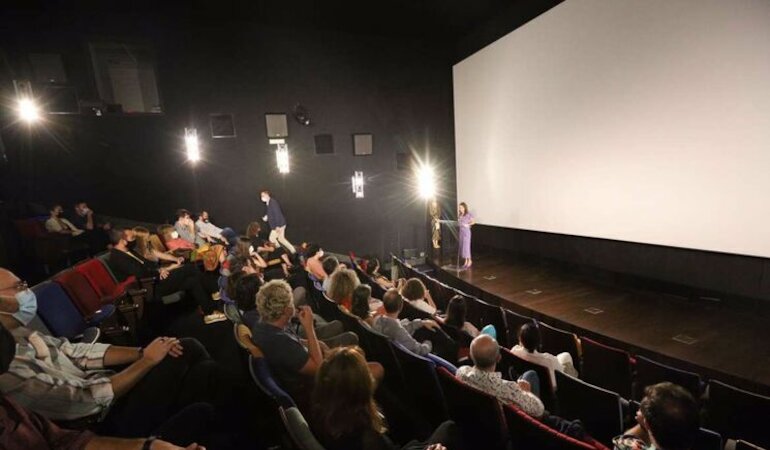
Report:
0,12,457,258
474,225,770,306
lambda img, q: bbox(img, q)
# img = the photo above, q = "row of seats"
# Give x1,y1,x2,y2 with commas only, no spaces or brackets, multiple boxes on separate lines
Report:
390,256,770,449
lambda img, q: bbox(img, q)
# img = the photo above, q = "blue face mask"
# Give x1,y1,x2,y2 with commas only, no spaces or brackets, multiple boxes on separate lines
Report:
12,289,37,326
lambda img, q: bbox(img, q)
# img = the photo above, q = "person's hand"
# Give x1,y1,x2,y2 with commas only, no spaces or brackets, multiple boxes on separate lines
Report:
297,305,315,330
150,439,205,450
423,320,440,331
86,209,93,216
159,269,170,280
142,337,181,366
517,380,531,392
176,256,184,264
425,444,446,450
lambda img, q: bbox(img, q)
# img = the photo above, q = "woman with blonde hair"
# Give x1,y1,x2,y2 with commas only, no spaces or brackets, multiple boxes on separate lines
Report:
312,347,458,450
326,268,360,312
132,226,184,266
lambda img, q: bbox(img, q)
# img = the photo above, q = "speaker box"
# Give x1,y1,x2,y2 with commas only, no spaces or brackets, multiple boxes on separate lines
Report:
210,113,236,138
265,113,288,138
314,134,334,154
353,133,373,155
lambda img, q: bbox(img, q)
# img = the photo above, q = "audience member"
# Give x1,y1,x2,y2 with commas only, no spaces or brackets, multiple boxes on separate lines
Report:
0,320,216,438
311,346,458,450
326,268,360,311
260,190,296,253
511,323,578,388
132,226,185,266
69,201,112,250
158,224,195,252
230,272,263,328
0,268,36,331
305,244,327,280
0,321,208,449
400,278,438,315
456,334,545,418
321,255,340,291
613,382,699,450
195,210,224,242
365,257,396,290
372,288,438,356
442,295,479,338
246,221,293,275
107,228,225,324
350,284,375,326
174,209,203,246
45,204,84,237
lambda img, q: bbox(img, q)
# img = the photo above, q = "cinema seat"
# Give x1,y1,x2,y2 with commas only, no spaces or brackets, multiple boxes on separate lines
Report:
318,294,345,323
436,366,509,450
357,326,405,393
248,354,296,409
499,347,558,413
335,310,372,356
503,403,610,450
694,427,723,450
400,299,434,321
75,258,139,303
53,269,114,316
32,281,114,339
705,379,770,448
735,440,766,450
633,355,703,401
538,321,580,368
580,337,633,399
504,309,537,348
392,342,450,430
555,371,624,445
473,298,508,346
279,406,325,450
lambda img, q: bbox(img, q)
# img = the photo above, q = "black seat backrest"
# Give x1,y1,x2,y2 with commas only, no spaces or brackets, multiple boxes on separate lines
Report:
358,326,405,392
735,440,765,450
580,337,632,399
391,343,450,430
634,355,702,401
555,371,623,446
538,321,580,367
318,294,345,323
504,309,537,348
436,367,508,449
336,311,372,356
706,379,770,449
473,298,508,346
694,428,723,450
400,299,434,321
499,348,558,413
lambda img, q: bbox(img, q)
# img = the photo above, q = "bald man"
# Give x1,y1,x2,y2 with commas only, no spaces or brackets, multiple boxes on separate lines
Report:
455,334,545,418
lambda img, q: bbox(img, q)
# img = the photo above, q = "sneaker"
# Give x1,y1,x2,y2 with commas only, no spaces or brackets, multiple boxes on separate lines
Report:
204,312,227,324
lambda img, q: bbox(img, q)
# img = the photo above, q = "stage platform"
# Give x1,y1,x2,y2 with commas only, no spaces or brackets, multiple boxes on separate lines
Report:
429,249,770,395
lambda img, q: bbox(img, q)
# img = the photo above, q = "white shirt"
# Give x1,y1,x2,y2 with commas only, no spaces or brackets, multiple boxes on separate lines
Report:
196,219,223,240
511,345,566,388
409,299,436,315
455,365,544,418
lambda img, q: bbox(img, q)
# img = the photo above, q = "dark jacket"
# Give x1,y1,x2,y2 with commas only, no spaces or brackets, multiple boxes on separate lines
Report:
265,198,287,229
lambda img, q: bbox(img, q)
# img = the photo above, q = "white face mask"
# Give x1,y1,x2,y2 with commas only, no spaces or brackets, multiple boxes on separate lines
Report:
13,289,37,326
171,231,179,239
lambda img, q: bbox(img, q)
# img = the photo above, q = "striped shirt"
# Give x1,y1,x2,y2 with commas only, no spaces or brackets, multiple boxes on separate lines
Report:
0,328,114,421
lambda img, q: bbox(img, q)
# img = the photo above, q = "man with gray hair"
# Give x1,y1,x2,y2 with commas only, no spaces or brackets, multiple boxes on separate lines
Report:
456,334,545,418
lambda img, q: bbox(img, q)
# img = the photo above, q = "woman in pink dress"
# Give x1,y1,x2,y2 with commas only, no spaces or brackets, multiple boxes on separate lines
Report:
458,202,475,268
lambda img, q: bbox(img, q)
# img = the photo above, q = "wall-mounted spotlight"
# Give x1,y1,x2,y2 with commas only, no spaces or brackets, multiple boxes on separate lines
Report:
276,142,290,174
416,163,436,199
13,80,40,124
185,127,200,163
352,171,364,198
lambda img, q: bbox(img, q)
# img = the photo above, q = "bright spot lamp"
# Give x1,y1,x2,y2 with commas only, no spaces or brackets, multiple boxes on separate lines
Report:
17,98,40,124
417,164,436,199
276,143,290,174
184,127,200,163
352,171,364,198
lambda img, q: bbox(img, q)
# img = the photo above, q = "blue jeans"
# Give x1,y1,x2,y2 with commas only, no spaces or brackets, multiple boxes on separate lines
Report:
518,370,541,398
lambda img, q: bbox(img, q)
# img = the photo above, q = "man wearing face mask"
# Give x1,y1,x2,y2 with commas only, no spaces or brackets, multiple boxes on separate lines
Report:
45,204,85,237
0,321,211,449
260,190,296,254
107,228,225,325
0,268,37,331
69,201,112,251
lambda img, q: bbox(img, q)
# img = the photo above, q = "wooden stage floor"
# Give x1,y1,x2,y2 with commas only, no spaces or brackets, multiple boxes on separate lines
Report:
430,250,770,394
